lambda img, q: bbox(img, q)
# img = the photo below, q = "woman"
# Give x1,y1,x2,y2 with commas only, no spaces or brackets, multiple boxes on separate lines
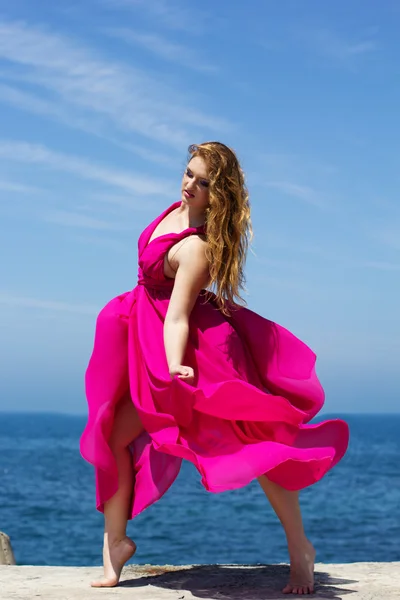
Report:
80,141,349,595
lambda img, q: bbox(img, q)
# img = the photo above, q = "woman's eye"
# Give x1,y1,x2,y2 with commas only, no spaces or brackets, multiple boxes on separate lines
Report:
185,169,208,187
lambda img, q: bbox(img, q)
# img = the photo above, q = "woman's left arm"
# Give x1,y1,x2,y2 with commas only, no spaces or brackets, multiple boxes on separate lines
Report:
164,236,209,381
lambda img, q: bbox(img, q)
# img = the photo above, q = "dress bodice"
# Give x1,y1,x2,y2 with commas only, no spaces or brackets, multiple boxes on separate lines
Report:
137,201,206,293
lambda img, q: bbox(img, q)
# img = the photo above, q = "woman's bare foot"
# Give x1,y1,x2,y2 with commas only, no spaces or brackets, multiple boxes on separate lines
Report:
283,538,316,595
91,535,137,588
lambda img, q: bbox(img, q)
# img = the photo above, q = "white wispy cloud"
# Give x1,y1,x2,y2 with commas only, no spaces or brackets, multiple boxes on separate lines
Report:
264,180,325,208
90,192,160,211
72,234,129,253
0,82,109,139
250,152,336,210
254,235,400,272
0,179,41,193
43,210,132,231
104,28,216,72
250,272,323,296
0,139,176,196
252,255,305,270
261,152,338,178
305,28,376,61
102,0,208,32
0,20,228,148
112,142,179,169
362,261,400,271
0,292,98,315
0,83,185,164
373,226,400,251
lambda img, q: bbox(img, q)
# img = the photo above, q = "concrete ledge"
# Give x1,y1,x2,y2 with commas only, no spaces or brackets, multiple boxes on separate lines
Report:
1,562,399,599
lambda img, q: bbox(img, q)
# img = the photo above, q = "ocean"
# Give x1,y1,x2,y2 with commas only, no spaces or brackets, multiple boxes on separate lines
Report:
0,413,399,567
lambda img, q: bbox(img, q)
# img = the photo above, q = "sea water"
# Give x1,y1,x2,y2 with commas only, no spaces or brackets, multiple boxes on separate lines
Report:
0,413,399,567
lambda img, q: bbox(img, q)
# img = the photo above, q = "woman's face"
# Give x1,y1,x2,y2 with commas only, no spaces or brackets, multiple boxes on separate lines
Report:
181,156,210,210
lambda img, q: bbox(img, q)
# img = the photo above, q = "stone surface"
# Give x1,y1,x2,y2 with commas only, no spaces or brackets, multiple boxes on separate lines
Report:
0,532,16,566
0,562,399,599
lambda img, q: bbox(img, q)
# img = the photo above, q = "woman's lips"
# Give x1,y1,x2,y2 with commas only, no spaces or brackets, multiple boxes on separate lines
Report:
184,190,195,198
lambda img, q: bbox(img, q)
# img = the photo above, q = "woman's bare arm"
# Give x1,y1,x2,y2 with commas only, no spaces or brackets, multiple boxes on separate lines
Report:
164,236,209,379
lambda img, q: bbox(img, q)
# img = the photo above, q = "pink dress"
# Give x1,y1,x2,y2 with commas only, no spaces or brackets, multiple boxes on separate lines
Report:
80,201,349,518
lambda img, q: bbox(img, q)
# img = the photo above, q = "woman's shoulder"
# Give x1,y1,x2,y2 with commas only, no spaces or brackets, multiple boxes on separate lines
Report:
170,234,208,274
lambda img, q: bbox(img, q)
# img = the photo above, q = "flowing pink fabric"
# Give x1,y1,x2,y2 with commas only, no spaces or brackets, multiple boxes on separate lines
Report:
80,201,349,518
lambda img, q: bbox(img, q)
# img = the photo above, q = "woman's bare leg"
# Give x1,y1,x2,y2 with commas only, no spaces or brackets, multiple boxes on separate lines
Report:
91,395,144,588
258,476,315,595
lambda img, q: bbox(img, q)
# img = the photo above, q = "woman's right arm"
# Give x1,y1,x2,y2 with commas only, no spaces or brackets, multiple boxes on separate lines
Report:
163,236,209,381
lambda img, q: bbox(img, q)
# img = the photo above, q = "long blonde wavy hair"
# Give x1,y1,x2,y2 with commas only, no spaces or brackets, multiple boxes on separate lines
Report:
187,142,253,316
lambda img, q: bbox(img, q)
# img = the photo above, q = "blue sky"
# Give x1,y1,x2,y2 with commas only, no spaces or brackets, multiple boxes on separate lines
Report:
0,1,399,414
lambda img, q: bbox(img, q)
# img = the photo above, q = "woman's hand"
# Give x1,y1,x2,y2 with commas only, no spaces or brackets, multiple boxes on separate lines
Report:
169,364,195,383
